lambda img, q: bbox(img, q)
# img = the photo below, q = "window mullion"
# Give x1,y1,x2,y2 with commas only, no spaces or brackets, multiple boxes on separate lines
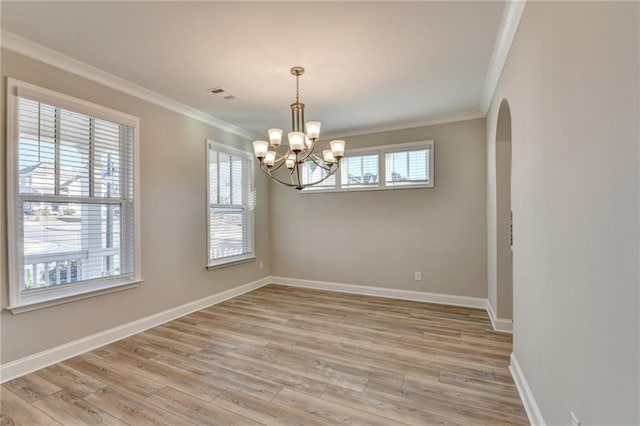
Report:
379,150,386,188
89,118,95,198
229,156,233,204
54,108,61,195
406,151,410,181
216,156,221,204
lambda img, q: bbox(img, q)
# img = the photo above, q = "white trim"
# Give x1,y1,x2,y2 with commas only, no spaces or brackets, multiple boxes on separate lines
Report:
1,30,258,141
207,255,256,270
7,280,141,315
486,300,513,333
0,276,271,383
269,276,487,309
6,79,142,309
510,352,546,426
479,0,527,113
321,110,485,140
302,140,435,194
205,139,255,268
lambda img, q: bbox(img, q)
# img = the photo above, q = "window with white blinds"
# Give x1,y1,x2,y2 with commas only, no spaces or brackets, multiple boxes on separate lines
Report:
341,154,379,189
301,140,434,193
6,79,140,312
207,140,255,268
301,161,336,190
385,148,431,187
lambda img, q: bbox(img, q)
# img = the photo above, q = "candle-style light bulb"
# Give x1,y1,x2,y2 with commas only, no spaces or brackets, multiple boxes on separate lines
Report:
288,132,305,152
323,149,336,165
268,128,282,147
305,121,321,140
330,140,345,159
264,151,276,167
253,140,269,160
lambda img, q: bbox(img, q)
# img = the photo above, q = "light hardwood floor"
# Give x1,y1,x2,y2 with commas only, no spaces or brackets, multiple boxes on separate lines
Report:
1,285,528,425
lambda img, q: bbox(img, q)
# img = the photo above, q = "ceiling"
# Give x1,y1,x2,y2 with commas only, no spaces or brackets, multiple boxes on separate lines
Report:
1,1,506,139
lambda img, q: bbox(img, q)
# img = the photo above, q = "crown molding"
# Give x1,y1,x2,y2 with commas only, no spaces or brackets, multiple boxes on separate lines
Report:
321,109,485,139
479,0,527,114
2,0,527,142
0,30,259,141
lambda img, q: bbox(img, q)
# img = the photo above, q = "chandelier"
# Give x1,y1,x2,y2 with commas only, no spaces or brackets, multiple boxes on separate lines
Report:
252,66,346,190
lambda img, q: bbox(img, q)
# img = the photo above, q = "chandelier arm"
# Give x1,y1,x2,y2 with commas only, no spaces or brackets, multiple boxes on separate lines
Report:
295,160,303,188
307,154,334,172
305,164,339,187
263,170,304,188
269,157,289,173
259,162,338,190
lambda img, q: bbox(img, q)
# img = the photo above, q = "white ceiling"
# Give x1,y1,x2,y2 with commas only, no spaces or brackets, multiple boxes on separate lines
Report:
1,1,506,139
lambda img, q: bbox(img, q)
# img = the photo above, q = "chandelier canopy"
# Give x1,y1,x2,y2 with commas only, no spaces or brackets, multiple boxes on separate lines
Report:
253,66,345,190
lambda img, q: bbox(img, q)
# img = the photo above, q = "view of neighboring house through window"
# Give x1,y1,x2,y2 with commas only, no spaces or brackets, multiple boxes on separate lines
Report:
207,141,255,267
7,79,140,310
385,148,430,187
341,153,379,189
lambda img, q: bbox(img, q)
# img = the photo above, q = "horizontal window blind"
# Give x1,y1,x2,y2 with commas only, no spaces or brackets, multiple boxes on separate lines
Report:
302,161,336,189
341,154,379,189
16,96,135,292
208,143,254,265
385,148,430,186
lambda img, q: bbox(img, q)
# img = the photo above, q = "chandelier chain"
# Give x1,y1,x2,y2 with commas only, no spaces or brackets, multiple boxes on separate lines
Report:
295,73,300,104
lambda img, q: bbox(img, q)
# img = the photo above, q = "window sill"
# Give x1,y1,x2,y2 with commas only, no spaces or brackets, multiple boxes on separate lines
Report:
301,183,435,194
207,255,256,270
6,279,142,315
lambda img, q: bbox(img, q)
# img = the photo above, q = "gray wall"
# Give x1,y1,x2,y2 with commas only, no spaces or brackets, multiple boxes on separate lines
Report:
495,100,513,320
487,2,639,424
0,49,271,364
271,119,488,298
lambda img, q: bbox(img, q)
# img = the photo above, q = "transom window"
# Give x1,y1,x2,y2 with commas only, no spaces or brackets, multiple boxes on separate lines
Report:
7,79,140,312
303,140,434,192
206,140,255,268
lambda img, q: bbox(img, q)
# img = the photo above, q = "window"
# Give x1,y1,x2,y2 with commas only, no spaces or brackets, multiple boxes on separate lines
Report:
7,79,140,312
301,161,336,190
385,147,431,187
341,153,379,189
207,140,255,268
302,140,434,193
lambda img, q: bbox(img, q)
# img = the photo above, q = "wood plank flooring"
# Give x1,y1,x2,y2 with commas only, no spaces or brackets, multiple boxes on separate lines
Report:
1,285,528,425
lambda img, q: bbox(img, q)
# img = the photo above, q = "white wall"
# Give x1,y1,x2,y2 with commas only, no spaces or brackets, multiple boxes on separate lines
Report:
487,2,639,424
0,49,271,364
271,119,487,298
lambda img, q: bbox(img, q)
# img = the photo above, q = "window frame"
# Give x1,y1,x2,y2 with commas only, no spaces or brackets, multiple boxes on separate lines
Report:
205,139,255,269
6,78,141,314
302,140,434,193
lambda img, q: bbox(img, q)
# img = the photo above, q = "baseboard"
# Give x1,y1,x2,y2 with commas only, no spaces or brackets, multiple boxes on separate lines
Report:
510,352,546,426
486,300,513,333
0,276,271,383
269,276,487,309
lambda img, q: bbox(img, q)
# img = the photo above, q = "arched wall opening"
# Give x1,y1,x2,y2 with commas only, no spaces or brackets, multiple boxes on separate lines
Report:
495,99,513,320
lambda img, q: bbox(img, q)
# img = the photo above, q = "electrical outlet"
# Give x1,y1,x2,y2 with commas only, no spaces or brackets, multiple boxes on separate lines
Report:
570,411,580,426
259,261,264,270
414,271,422,281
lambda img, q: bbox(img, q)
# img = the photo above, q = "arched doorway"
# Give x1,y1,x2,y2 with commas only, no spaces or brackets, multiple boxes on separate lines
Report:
496,99,513,321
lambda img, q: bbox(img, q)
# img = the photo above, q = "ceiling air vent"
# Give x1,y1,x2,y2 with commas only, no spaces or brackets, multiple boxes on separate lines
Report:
208,87,236,100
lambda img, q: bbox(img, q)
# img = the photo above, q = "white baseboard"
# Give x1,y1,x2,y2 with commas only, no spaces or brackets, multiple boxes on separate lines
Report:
0,276,271,383
486,300,513,333
510,352,546,426
0,275,508,383
269,276,487,309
